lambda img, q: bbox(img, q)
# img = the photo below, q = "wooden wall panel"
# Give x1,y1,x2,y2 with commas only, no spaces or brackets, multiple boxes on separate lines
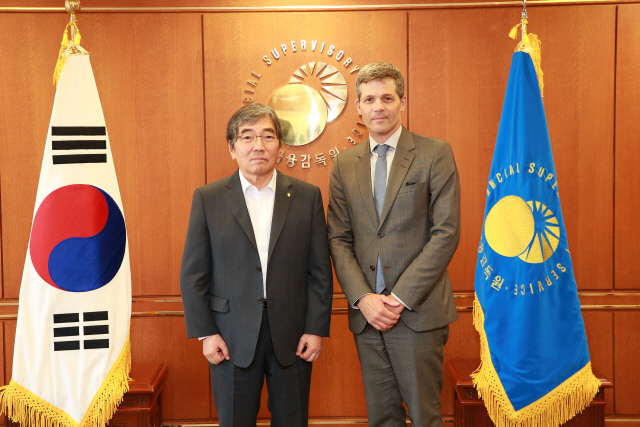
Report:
441,311,480,416
583,311,614,414
0,13,61,299
408,5,616,291
408,7,516,291
3,321,16,386
203,10,408,295
1,204,3,300
539,5,615,291
130,316,211,421
86,13,205,297
307,313,367,417
615,4,640,290
0,323,5,391
0,324,4,427
613,312,640,414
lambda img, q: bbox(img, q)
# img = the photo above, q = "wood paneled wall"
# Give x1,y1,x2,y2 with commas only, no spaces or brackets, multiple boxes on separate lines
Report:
614,3,640,415
1,2,639,424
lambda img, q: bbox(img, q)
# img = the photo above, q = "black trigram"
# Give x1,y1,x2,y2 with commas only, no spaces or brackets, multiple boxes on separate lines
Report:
53,311,109,351
51,126,107,165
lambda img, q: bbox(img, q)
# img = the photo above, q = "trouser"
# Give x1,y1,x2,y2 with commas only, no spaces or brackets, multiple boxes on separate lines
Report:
354,321,449,427
210,310,313,427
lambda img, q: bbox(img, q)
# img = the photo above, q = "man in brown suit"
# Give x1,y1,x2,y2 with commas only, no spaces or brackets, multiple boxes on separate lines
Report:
327,63,460,427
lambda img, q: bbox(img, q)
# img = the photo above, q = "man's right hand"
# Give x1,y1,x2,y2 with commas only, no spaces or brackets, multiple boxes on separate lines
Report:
357,294,401,331
203,334,230,364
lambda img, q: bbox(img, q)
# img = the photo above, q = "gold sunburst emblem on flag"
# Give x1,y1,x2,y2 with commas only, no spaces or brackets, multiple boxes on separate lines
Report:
485,195,560,263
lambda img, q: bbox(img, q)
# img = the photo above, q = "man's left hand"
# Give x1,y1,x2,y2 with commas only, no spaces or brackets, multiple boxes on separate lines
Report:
296,334,323,362
384,294,405,315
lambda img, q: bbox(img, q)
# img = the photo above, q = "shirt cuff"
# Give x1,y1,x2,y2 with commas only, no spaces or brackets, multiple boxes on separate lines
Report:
199,336,211,341
352,293,372,309
391,292,411,311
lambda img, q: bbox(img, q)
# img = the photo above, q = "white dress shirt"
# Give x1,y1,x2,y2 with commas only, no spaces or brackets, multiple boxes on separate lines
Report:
239,169,277,298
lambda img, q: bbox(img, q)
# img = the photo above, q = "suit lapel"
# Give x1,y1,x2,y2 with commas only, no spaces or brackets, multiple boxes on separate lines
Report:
379,127,416,227
223,170,258,252
355,139,379,227
268,170,294,260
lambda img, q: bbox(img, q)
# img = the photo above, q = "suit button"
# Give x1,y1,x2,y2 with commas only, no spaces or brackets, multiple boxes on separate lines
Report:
370,265,375,271
257,298,264,303
256,266,262,272
377,233,384,239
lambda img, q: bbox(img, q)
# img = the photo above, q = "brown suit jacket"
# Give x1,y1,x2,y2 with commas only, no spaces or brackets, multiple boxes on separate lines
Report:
327,127,460,334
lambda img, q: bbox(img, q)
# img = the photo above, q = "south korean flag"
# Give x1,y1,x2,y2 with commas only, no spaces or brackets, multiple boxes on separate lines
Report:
1,54,132,427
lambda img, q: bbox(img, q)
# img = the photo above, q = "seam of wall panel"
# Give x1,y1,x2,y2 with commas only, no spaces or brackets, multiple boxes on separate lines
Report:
201,14,208,186
0,175,3,300
406,10,410,131
2,322,6,386
612,5,618,292
611,7,619,413
612,311,616,413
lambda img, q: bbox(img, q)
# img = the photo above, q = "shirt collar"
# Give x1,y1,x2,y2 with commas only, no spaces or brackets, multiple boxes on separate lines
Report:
369,126,402,154
239,169,277,194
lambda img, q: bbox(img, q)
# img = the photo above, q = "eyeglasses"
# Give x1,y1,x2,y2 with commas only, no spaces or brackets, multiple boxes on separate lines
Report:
235,133,279,144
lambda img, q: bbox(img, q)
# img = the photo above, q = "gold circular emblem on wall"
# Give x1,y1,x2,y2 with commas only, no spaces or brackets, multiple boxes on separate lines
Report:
268,84,328,146
267,62,348,146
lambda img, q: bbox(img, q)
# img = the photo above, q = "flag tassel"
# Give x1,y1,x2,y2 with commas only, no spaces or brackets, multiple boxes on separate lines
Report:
0,383,70,427
53,21,87,87
0,333,132,427
472,297,602,427
509,19,544,97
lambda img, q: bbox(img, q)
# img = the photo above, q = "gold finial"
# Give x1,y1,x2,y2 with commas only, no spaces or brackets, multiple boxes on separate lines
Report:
508,0,544,97
53,0,87,86
65,0,80,23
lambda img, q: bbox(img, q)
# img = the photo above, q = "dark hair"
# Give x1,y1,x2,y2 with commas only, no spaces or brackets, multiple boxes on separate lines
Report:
356,62,405,100
226,103,283,149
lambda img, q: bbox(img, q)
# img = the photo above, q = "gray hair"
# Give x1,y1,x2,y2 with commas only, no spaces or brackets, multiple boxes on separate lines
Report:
226,103,283,149
356,62,405,100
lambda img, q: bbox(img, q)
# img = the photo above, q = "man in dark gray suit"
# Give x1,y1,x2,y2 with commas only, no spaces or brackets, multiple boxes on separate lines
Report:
327,63,460,427
180,103,333,427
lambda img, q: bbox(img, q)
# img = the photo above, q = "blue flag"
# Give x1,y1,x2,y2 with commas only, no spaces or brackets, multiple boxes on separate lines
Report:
472,51,600,426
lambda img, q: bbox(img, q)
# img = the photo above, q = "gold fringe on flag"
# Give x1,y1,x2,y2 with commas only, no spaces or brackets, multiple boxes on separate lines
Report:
53,20,88,87
471,297,602,427
0,333,132,427
509,19,544,97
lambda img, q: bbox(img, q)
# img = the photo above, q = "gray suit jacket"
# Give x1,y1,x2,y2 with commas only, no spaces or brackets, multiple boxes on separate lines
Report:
180,169,333,368
327,127,460,334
